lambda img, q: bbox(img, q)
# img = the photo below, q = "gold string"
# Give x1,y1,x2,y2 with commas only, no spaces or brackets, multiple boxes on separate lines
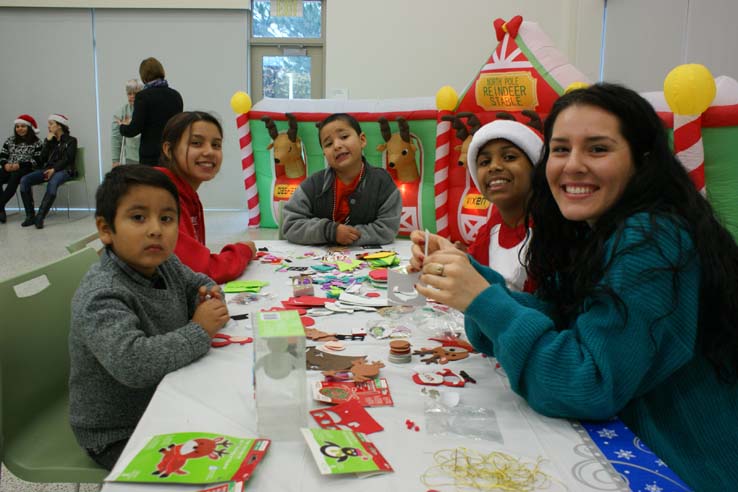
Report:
420,447,555,491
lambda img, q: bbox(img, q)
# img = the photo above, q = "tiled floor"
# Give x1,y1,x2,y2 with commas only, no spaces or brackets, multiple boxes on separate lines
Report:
0,206,277,492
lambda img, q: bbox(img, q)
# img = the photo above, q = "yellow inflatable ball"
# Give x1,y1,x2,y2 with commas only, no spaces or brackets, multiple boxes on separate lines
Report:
435,85,458,111
565,81,589,94
664,64,716,115
230,91,252,114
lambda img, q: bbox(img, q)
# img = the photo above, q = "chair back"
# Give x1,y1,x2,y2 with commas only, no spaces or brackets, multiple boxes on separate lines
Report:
0,248,98,444
66,231,104,255
73,147,85,180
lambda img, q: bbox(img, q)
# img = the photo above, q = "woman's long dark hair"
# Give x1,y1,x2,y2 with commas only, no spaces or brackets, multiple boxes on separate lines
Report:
13,125,39,145
526,82,738,382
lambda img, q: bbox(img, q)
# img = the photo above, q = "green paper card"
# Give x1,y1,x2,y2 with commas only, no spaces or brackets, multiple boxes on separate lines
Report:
106,432,270,484
223,280,269,293
301,428,393,476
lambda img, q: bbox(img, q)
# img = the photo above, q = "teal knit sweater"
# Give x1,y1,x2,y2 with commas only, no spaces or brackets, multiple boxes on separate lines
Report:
465,213,738,490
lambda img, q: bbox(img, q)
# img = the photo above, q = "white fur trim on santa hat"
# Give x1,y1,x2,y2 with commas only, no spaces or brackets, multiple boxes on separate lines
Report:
14,114,39,133
466,119,543,194
48,113,70,129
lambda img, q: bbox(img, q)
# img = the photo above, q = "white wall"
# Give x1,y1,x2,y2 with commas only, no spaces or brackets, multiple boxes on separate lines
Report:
0,8,98,209
325,0,604,99
603,0,738,91
0,7,249,210
94,9,249,210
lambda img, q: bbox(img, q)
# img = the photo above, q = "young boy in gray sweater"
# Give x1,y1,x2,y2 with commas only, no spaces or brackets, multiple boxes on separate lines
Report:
69,165,229,469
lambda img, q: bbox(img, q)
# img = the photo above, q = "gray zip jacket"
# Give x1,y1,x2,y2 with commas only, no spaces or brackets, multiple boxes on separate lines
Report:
281,162,401,245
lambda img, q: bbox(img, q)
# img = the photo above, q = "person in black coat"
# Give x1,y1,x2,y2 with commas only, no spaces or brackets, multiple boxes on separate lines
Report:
118,57,183,165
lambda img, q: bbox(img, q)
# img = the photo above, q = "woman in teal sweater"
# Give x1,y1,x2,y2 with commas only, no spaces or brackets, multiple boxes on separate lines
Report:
411,83,738,490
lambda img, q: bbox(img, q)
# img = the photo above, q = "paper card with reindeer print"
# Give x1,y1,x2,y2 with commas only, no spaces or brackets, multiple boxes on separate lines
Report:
106,432,270,485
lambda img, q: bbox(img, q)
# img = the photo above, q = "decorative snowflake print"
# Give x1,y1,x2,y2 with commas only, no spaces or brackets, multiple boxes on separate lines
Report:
597,428,618,439
614,449,635,460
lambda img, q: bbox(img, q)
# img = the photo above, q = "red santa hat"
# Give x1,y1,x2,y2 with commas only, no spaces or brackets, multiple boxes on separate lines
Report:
466,119,544,193
48,113,70,129
14,114,39,134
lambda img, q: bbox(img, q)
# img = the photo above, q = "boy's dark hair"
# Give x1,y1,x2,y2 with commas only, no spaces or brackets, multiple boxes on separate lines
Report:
159,111,223,168
139,57,166,84
96,164,179,232
316,113,362,147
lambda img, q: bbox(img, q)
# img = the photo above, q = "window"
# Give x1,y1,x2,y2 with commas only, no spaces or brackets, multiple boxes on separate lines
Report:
250,0,325,102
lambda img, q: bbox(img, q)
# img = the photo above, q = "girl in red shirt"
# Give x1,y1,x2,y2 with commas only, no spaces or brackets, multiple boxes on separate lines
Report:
157,111,255,283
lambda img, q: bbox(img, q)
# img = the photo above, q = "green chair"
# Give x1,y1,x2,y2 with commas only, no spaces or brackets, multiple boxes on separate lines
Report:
0,247,107,484
66,231,104,255
60,147,91,219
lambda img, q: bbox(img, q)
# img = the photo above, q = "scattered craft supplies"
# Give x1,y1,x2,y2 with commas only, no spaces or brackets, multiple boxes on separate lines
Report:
420,447,553,491
223,280,269,293
302,429,393,476
310,399,383,434
313,377,393,407
105,432,270,485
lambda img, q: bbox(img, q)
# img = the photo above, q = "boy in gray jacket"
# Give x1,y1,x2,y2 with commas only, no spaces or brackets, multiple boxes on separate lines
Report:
281,113,401,246
69,165,229,469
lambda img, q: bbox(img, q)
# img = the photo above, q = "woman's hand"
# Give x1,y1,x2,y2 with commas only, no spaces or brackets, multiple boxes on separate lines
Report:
415,248,490,312
408,230,454,272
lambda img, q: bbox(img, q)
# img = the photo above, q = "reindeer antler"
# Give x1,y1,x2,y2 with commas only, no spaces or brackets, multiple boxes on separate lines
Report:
377,117,392,142
522,110,543,132
261,116,279,140
457,112,482,136
396,117,411,143
495,111,516,121
286,113,299,142
466,114,481,135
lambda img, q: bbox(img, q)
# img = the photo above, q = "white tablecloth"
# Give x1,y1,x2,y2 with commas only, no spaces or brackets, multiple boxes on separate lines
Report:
102,240,623,492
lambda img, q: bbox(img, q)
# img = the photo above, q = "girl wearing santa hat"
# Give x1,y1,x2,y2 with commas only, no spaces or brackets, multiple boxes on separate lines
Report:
464,114,543,292
19,113,78,229
0,114,43,223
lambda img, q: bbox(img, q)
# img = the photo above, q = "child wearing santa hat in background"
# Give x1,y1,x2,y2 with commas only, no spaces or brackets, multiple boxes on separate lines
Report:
464,115,543,292
0,114,43,223
19,113,78,229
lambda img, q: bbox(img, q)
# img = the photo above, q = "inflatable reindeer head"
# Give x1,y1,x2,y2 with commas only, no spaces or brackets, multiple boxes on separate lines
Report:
376,117,419,183
441,112,482,168
261,113,306,179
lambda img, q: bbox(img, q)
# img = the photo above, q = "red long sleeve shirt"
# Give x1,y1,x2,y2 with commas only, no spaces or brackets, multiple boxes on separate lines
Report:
157,167,253,283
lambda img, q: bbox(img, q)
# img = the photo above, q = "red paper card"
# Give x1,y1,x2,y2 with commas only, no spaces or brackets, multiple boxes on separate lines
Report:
310,400,384,434
312,378,393,407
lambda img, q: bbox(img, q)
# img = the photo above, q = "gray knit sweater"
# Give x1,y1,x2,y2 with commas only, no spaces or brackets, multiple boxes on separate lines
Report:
69,248,214,449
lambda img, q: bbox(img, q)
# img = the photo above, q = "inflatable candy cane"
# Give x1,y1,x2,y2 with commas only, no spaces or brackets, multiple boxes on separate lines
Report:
664,64,717,195
434,86,458,238
236,113,261,228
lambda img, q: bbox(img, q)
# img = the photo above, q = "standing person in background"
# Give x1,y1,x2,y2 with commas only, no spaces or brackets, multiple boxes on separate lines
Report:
0,114,43,223
19,114,77,229
111,79,143,167
157,111,256,283
119,57,183,166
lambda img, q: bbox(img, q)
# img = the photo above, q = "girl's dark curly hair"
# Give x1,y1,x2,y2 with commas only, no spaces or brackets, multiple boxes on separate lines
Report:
526,82,738,382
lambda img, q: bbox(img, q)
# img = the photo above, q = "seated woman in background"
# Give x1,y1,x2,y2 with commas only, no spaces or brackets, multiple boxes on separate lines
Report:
157,111,255,283
19,113,77,229
411,83,738,490
111,79,143,166
0,114,42,223
464,114,542,292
